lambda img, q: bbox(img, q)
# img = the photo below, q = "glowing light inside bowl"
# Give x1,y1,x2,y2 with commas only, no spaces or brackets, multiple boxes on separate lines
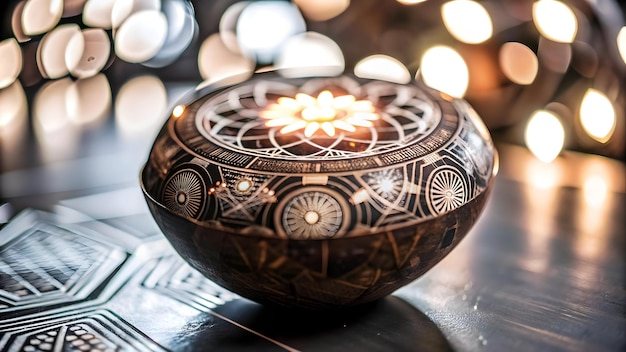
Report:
580,89,616,143
525,110,565,163
442,0,493,44
172,104,185,118
261,91,378,137
532,0,577,43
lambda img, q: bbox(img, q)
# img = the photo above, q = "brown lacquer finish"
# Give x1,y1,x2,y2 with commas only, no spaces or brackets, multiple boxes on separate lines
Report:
141,73,497,308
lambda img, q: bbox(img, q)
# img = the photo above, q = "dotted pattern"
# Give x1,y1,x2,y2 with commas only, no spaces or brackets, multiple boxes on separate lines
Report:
22,324,116,352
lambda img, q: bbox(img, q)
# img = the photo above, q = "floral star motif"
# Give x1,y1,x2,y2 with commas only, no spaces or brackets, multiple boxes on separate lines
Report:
260,90,379,137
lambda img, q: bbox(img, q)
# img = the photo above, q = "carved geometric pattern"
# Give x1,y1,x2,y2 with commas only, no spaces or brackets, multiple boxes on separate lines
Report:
145,75,495,240
162,169,206,219
280,191,345,239
195,191,489,309
197,78,439,161
427,167,468,215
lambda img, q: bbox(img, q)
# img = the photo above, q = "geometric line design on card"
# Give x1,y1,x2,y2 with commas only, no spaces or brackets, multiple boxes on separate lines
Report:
0,309,163,352
0,224,126,314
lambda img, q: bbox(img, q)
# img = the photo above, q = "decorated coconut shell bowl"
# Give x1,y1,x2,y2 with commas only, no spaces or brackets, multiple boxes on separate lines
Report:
141,72,497,309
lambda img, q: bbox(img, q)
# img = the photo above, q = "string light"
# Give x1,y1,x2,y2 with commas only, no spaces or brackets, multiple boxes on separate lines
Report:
580,89,616,143
419,46,469,98
525,110,565,163
442,0,493,44
533,0,578,43
0,0,623,162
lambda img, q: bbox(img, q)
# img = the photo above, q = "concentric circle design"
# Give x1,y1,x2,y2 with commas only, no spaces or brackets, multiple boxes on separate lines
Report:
363,168,403,201
162,169,207,219
427,167,469,215
195,77,440,162
276,188,349,239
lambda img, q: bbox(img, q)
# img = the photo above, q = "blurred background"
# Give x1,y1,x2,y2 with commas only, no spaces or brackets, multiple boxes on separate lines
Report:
0,0,625,209
0,2,625,350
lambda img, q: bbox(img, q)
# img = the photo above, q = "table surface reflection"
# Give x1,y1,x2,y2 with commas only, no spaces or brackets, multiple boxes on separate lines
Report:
0,80,624,351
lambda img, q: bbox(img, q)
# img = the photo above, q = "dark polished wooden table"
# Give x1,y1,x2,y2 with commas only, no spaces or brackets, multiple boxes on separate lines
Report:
1,81,624,351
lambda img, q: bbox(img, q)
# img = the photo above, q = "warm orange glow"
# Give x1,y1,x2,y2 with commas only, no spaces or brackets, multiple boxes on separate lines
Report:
294,0,349,21
397,0,427,4
499,42,538,85
172,104,185,118
354,54,411,84
532,0,577,43
261,91,378,137
524,110,564,163
419,46,469,98
441,0,493,44
579,89,616,143
618,26,626,64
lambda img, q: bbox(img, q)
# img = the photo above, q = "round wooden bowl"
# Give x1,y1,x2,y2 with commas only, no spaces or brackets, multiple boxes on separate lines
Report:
141,73,498,309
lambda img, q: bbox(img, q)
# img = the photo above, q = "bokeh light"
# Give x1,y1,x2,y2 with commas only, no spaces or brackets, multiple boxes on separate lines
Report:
111,0,161,29
115,75,168,136
617,26,626,64
172,104,185,118
236,1,305,63
441,0,493,44
276,32,344,78
294,0,350,21
33,78,73,134
37,24,81,79
525,110,565,163
66,74,111,126
66,28,111,79
0,38,22,89
396,0,427,4
21,0,64,36
63,0,86,18
583,173,608,207
11,1,30,43
0,81,28,129
499,42,538,85
82,0,116,29
533,0,578,43
143,0,197,68
419,46,469,98
114,10,167,63
0,0,622,165
354,55,411,84
198,33,255,83
219,2,249,54
579,89,616,143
